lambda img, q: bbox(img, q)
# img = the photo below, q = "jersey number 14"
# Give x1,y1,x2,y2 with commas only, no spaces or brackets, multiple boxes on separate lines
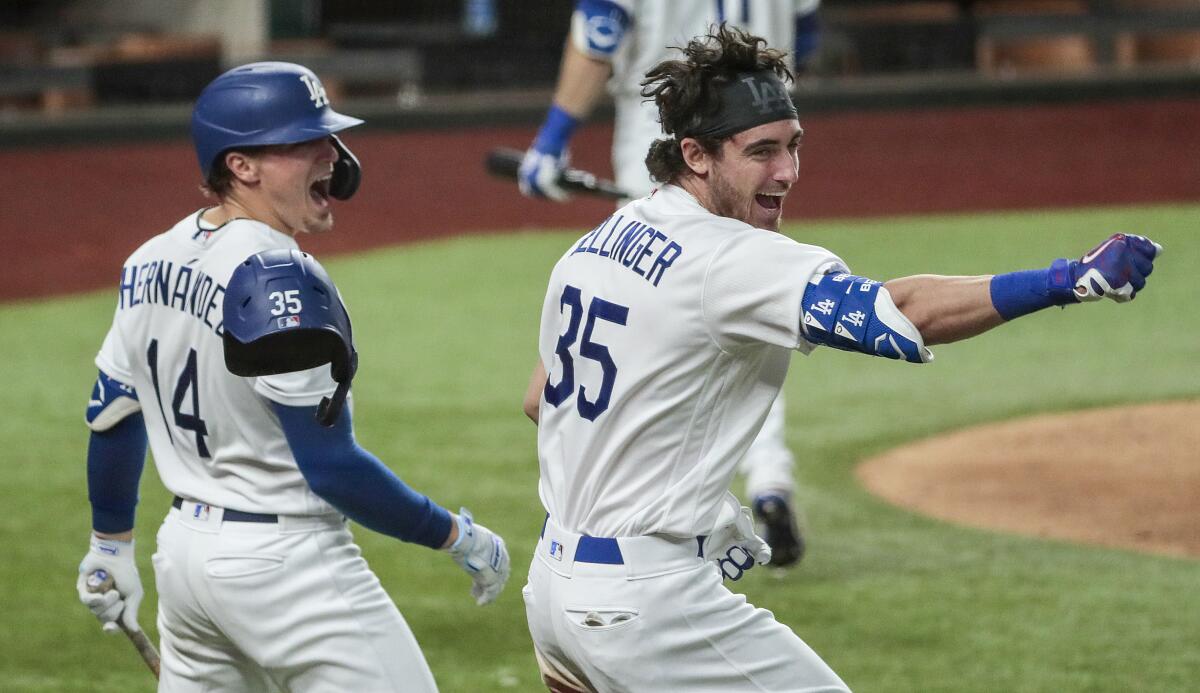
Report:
147,338,211,458
544,285,629,421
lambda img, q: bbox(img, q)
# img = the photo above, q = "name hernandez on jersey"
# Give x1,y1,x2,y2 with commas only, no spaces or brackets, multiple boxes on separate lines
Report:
117,260,227,337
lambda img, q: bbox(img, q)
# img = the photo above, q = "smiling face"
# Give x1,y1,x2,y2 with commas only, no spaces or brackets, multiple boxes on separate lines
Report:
219,136,340,236
680,119,802,231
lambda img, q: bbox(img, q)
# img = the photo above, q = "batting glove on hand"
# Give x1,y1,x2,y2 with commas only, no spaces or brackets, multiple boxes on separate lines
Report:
519,147,571,202
1070,233,1162,303
446,508,511,605
707,494,772,582
76,535,144,633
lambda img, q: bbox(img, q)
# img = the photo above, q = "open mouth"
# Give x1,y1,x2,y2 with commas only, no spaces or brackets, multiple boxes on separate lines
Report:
755,192,784,211
310,176,332,206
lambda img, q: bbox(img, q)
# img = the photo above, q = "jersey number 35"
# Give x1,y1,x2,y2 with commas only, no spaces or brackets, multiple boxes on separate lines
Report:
544,285,628,421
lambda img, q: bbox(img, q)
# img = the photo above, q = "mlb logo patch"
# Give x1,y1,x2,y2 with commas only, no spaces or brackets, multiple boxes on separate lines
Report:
277,315,301,329
192,503,211,521
549,540,564,561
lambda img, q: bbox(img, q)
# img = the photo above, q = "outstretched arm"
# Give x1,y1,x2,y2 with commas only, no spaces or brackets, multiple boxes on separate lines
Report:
885,275,1001,345
802,234,1162,361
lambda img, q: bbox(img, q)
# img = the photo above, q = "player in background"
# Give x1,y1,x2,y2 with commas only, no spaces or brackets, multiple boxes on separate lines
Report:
519,0,823,567
75,62,509,692
520,26,1161,691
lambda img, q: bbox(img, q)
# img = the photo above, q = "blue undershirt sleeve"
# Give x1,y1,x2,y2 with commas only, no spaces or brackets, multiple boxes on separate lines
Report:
88,413,149,534
272,402,453,549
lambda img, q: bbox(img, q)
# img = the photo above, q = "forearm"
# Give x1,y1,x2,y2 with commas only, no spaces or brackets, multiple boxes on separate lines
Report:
273,402,453,549
87,413,149,535
885,275,1003,345
552,40,613,119
523,360,547,424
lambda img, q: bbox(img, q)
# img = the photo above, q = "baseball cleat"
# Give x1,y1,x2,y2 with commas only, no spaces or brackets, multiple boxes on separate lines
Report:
752,494,805,567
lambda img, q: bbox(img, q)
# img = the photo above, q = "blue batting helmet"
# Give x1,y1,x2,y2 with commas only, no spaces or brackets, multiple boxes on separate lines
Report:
191,62,364,192
222,248,357,426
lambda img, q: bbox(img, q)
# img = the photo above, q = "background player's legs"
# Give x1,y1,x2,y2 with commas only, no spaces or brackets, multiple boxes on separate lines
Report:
612,96,662,200
740,393,806,566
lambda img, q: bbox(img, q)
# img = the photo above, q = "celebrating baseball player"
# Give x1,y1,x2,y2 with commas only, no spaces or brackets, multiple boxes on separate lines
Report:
519,25,1162,692
76,62,510,691
519,0,823,567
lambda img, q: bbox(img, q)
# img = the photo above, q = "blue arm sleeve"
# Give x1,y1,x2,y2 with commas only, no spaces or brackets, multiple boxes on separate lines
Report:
989,258,1077,320
272,402,453,549
88,413,149,533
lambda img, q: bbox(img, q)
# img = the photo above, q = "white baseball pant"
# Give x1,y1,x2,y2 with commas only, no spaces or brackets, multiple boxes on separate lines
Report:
152,501,438,692
523,517,849,692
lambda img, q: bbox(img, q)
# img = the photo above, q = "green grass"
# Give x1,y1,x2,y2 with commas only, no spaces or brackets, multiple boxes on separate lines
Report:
3,204,1196,692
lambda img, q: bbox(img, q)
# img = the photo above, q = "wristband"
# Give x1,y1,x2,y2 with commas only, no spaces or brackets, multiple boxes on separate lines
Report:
989,258,1077,320
533,104,581,156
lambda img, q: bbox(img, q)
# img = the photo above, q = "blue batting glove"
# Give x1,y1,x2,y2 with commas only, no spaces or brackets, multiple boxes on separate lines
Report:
1070,233,1163,303
519,149,570,202
519,104,580,202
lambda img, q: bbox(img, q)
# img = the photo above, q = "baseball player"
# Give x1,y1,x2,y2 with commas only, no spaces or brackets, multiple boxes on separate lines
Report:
75,62,510,692
519,0,823,566
520,25,1162,691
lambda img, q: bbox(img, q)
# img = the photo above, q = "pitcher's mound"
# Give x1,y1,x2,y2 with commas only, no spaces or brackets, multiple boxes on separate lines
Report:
857,400,1200,559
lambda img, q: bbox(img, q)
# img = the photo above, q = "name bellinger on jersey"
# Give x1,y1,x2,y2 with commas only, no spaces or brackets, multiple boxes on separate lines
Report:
569,213,683,287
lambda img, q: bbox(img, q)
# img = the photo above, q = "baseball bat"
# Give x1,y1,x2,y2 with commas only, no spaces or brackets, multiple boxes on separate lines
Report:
485,147,628,200
87,570,161,680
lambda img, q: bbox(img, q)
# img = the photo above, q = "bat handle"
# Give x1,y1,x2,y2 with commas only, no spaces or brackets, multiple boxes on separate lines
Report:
86,569,112,592
124,626,162,679
86,569,162,680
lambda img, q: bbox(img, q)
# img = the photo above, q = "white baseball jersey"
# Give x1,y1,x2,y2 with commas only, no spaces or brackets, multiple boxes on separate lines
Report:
604,0,820,196
534,184,845,538
95,210,339,515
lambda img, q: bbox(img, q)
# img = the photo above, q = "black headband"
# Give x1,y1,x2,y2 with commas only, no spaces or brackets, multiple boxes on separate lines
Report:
681,70,798,140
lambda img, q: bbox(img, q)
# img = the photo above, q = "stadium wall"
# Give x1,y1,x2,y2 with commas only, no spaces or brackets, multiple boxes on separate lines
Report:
1,97,1197,301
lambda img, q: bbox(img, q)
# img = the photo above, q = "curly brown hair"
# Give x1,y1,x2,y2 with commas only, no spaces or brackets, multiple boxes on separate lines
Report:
640,24,793,185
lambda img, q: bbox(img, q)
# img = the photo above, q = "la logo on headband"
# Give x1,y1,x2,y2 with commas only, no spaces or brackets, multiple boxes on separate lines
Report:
741,75,789,115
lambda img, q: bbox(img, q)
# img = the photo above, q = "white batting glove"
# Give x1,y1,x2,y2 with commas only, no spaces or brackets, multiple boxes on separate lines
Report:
518,147,571,202
707,493,772,582
446,508,511,605
76,535,144,633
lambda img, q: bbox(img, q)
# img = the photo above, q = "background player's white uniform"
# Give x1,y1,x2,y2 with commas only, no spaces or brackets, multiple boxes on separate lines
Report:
524,184,849,690
606,0,817,198
95,211,438,691
600,0,822,504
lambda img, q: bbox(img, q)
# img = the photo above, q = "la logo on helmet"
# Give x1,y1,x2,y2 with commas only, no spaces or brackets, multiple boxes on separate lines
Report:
299,74,329,108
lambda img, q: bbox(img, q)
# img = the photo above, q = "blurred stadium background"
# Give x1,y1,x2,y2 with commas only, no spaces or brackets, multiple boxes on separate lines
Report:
2,0,1199,299
1,2,1197,692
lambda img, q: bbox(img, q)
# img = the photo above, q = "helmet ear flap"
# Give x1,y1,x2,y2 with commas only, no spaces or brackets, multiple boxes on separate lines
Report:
329,134,362,200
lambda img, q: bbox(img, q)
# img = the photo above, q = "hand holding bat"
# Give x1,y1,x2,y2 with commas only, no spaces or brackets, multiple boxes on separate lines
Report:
485,147,627,201
87,569,161,680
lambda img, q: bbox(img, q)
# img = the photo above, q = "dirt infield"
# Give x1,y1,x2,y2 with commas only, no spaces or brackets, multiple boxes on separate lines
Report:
3,98,1199,300
857,400,1200,559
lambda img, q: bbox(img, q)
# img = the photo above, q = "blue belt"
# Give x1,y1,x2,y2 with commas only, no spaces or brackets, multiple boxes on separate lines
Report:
541,515,708,565
173,496,277,524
